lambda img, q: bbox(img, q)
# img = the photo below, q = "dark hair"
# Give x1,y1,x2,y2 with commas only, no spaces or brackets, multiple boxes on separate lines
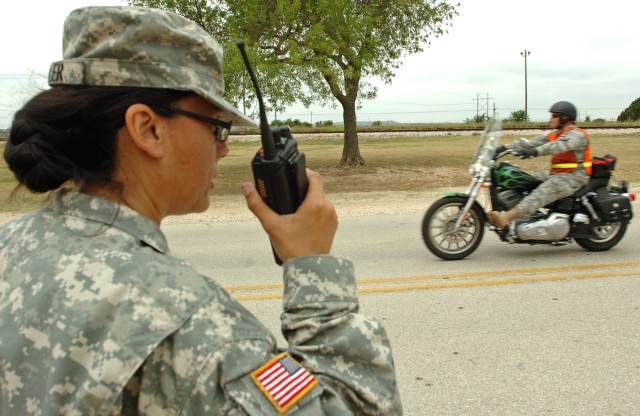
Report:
5,86,192,193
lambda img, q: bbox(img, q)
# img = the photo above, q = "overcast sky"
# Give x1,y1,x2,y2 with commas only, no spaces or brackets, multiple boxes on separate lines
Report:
1,0,639,128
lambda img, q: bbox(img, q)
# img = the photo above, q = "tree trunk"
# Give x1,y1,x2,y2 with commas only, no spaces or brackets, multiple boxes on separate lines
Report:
340,98,365,166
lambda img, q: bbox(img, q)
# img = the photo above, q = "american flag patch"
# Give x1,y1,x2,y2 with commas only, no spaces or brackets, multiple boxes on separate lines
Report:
251,353,318,414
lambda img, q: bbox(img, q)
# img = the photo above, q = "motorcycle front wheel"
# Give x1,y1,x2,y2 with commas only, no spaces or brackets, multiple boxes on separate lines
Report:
421,196,485,260
574,221,628,251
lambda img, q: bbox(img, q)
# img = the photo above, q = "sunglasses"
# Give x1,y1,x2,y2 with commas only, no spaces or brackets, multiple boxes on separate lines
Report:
551,113,563,119
151,106,232,143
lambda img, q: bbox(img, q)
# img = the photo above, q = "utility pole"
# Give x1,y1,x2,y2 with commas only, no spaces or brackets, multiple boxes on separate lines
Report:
473,93,492,121
520,49,531,122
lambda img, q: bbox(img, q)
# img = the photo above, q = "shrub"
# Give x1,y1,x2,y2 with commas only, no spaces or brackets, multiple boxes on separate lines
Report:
617,97,640,121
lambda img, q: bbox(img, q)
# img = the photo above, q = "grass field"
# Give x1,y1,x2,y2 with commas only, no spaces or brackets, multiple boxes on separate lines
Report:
1,131,639,214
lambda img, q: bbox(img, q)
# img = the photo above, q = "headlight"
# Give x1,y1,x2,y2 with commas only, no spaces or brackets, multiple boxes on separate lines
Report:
469,162,483,176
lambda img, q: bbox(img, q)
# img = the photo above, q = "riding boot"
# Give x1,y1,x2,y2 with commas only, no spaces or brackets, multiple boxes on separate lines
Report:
488,208,521,229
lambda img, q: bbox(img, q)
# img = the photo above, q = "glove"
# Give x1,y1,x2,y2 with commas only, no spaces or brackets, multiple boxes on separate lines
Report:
495,145,507,154
516,148,537,159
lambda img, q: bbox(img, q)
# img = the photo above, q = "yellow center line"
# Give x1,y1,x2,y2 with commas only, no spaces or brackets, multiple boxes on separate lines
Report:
356,261,640,285
230,263,640,301
226,261,640,292
359,271,640,295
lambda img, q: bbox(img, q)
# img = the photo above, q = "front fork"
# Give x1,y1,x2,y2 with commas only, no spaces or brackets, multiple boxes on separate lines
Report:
454,177,487,229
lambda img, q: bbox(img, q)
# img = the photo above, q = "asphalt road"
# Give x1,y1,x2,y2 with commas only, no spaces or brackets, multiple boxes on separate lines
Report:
162,207,640,415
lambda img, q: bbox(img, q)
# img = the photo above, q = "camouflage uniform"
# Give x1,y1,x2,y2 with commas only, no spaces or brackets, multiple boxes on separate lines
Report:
511,128,590,216
0,190,402,415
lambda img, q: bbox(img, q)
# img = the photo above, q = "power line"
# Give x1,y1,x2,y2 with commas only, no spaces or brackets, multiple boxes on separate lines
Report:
365,101,472,107
0,74,47,80
281,109,477,117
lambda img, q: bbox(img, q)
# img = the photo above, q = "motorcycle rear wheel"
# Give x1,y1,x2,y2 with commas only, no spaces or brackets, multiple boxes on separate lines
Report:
574,221,628,251
422,196,485,260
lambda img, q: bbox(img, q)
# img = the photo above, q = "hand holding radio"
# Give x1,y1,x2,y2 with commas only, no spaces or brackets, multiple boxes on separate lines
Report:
238,40,334,265
243,169,337,263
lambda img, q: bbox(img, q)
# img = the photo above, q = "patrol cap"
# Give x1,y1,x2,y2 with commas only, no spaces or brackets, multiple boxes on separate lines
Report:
48,6,256,127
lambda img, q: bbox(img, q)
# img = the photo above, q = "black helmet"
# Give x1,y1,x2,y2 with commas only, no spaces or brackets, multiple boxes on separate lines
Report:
549,101,577,121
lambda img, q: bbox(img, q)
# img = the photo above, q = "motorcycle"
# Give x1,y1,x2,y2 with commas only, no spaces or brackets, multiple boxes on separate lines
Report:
421,117,635,260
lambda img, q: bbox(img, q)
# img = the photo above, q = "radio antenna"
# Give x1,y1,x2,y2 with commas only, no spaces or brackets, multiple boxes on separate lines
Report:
236,40,275,159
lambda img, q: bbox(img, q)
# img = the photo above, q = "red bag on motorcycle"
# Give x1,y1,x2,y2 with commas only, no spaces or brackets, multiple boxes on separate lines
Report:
591,154,616,178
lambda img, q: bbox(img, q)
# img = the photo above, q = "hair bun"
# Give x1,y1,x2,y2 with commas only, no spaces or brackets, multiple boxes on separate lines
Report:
5,122,74,193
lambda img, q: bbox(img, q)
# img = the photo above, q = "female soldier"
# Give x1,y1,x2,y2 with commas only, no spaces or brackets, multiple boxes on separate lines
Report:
0,6,401,415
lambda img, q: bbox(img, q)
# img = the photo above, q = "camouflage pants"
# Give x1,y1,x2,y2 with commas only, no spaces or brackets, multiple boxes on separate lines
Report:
515,170,590,216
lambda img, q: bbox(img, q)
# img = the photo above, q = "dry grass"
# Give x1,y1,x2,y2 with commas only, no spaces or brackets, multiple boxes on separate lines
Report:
1,132,639,214
224,132,640,194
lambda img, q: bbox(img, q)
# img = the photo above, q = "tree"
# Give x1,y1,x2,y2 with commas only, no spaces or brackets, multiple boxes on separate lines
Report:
130,0,459,166
506,109,528,123
464,114,487,124
617,97,640,122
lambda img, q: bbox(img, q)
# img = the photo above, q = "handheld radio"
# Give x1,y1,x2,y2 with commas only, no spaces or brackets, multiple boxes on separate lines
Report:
236,40,308,265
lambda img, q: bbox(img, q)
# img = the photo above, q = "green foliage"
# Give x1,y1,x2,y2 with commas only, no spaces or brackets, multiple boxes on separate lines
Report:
224,0,458,109
315,120,334,127
464,114,487,124
617,97,640,121
271,118,312,128
372,121,383,127
506,109,528,123
129,0,228,39
127,0,459,136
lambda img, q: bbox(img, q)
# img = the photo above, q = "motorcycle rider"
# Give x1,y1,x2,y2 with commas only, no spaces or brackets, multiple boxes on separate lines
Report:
488,101,592,228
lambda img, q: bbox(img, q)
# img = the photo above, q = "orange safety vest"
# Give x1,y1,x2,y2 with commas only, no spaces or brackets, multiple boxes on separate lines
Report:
548,126,592,175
